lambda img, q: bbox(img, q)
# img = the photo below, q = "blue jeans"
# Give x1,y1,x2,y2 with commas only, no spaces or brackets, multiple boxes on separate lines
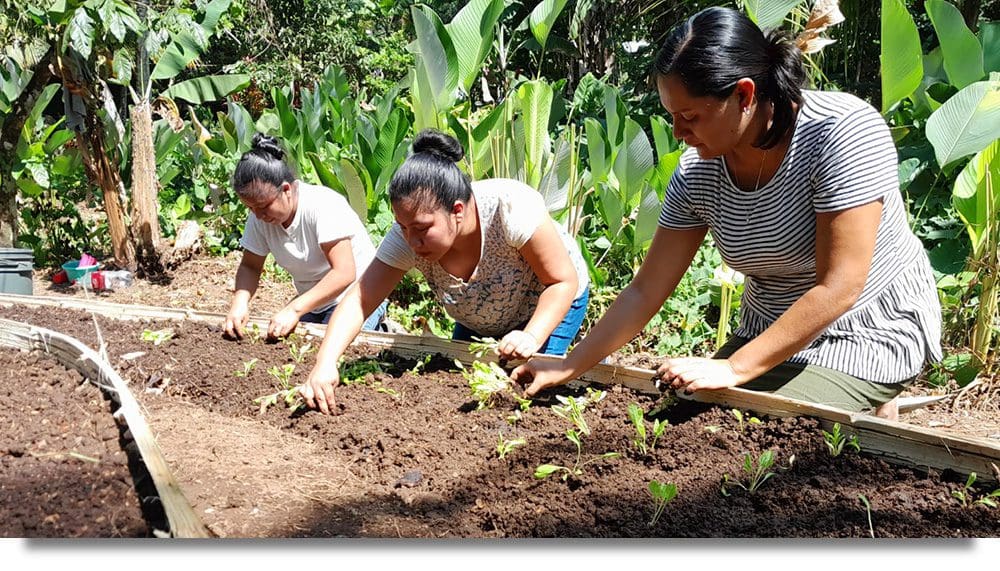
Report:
299,299,388,332
451,289,589,356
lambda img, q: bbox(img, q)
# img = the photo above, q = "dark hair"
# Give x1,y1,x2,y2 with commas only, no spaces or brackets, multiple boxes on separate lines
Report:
653,7,806,149
232,133,296,199
388,129,472,211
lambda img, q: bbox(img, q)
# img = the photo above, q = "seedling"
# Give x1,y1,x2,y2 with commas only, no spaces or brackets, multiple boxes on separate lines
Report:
496,432,526,460
141,328,174,346
858,494,875,538
245,323,263,345
288,340,314,364
822,422,861,457
731,408,761,434
233,358,258,378
951,472,1000,508
648,480,678,527
456,360,531,411
627,403,669,455
408,354,433,375
721,450,777,496
536,390,618,481
339,357,385,386
254,363,302,413
468,336,500,358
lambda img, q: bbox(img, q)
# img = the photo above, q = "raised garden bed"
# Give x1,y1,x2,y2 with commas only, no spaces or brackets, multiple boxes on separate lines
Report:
0,346,154,537
2,303,999,538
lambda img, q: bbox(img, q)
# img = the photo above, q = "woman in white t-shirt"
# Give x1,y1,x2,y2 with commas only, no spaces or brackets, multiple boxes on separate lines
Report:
301,129,590,414
223,134,385,340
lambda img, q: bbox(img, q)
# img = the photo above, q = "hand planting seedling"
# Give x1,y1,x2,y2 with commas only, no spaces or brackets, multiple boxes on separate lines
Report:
233,358,258,378
141,328,174,346
647,480,678,527
628,403,668,455
858,494,875,538
721,449,777,496
731,408,761,435
496,432,526,460
822,422,861,457
951,472,1000,508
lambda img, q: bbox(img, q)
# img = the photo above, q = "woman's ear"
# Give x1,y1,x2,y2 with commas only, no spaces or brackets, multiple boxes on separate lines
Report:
734,78,757,112
451,200,465,221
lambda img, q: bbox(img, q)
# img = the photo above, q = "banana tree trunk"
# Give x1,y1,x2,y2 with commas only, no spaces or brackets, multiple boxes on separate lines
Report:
75,123,136,272
129,100,162,270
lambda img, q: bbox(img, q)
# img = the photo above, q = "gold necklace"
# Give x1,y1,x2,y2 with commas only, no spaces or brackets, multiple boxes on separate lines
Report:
745,148,770,225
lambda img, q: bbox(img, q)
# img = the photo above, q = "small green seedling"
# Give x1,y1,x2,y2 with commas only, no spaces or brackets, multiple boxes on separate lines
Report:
245,323,263,345
648,480,678,527
627,403,668,455
731,408,761,434
340,357,385,386
496,432,526,460
141,328,174,346
536,389,618,481
254,363,302,413
468,337,500,358
952,472,1000,508
822,422,861,457
408,353,433,375
457,360,531,411
288,340,314,364
722,450,777,496
858,494,875,538
233,358,258,378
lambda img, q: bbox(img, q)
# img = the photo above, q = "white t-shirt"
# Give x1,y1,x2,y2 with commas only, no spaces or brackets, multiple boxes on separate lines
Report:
376,178,589,337
240,181,376,312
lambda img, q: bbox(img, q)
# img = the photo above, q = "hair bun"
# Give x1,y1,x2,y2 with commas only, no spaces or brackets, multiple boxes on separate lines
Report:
251,133,285,161
412,129,464,163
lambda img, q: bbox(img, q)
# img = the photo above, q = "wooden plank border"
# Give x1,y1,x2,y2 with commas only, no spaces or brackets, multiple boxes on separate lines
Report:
0,316,212,538
2,293,998,484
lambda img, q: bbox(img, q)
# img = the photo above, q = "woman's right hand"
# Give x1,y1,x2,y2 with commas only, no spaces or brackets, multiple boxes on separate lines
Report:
302,364,341,415
510,359,575,397
224,303,250,339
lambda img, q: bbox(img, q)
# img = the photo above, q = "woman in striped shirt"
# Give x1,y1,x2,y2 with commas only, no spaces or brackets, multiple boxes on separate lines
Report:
512,7,942,420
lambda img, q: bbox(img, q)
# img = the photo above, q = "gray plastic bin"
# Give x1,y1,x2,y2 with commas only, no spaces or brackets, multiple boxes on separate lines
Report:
0,248,34,295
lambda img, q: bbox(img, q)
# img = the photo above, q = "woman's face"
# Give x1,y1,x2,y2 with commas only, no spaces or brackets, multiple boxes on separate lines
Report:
657,74,748,159
392,195,463,261
241,181,296,226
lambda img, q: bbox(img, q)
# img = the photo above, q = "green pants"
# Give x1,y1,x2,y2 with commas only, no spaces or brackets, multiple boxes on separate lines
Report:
714,336,910,412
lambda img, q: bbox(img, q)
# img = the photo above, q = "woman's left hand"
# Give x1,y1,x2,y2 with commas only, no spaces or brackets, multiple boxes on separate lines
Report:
268,306,301,339
654,357,745,393
498,330,541,360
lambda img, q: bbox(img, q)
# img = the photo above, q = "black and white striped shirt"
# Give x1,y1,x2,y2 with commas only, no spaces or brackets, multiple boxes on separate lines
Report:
658,90,942,384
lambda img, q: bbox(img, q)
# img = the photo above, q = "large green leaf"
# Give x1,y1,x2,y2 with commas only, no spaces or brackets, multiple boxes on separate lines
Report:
926,74,1000,167
199,0,232,34
65,7,95,60
952,140,999,256
742,0,804,31
517,79,554,189
528,0,569,51
226,102,255,152
880,0,923,113
925,0,984,89
150,31,202,81
411,6,460,121
446,0,505,92
585,117,609,183
538,131,574,213
613,118,655,205
634,182,664,254
161,73,249,104
337,158,371,221
981,22,1000,74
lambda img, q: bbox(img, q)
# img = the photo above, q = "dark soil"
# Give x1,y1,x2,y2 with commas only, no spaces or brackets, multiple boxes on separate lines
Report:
0,346,152,537
2,304,999,538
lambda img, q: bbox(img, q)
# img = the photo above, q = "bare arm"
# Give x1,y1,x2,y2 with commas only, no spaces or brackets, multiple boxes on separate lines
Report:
224,250,266,339
288,238,357,315
502,219,580,358
512,225,707,395
303,259,406,414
